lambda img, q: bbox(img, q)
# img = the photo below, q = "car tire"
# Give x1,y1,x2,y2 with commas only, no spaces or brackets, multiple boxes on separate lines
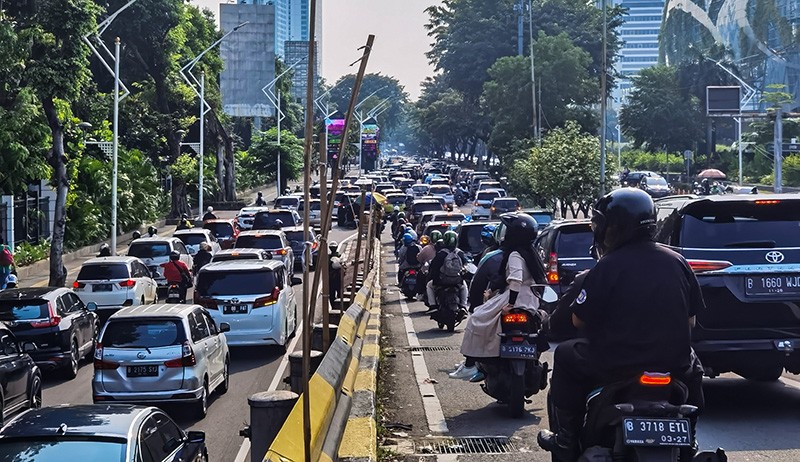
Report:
194,380,209,419
63,339,79,380
219,358,230,394
742,365,784,382
29,374,42,409
140,296,145,306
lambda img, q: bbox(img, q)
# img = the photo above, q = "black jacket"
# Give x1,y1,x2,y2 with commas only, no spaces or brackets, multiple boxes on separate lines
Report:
193,250,213,274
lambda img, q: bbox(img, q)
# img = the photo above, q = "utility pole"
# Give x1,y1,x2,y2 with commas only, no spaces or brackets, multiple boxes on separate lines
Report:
111,38,121,254
198,72,205,217
599,0,608,196
517,0,524,55
528,0,536,140
775,107,783,193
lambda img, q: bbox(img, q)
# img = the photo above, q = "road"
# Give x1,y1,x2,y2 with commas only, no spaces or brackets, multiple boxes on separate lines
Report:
31,204,355,462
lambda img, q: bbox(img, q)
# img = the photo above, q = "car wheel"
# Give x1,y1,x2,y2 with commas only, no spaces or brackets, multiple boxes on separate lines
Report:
194,380,209,419
219,358,230,394
140,296,145,306
742,365,784,382
29,374,42,409
63,339,79,380
152,291,158,304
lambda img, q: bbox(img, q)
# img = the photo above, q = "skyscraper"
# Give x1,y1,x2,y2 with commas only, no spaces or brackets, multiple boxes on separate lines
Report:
610,0,665,107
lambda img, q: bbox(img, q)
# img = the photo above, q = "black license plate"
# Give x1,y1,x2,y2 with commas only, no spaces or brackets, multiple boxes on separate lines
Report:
623,418,692,447
127,365,159,377
745,275,800,296
499,343,537,358
223,305,249,314
93,284,112,292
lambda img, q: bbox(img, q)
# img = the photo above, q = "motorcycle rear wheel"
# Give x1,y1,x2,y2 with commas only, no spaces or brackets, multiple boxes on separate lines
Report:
508,376,525,418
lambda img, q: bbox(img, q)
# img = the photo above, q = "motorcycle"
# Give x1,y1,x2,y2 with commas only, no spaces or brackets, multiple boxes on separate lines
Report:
476,285,558,418
454,190,469,207
431,285,466,332
166,283,183,303
400,268,419,301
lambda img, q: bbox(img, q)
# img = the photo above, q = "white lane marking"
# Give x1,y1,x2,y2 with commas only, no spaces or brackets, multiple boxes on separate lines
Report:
437,455,459,462
781,377,800,391
396,261,448,433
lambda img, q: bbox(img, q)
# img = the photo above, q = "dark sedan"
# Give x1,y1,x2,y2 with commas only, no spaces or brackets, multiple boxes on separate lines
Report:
0,325,41,425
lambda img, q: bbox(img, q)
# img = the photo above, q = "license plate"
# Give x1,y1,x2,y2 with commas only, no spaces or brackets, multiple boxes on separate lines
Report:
93,284,112,292
499,343,537,358
223,305,249,314
623,418,692,447
745,275,800,296
127,365,159,377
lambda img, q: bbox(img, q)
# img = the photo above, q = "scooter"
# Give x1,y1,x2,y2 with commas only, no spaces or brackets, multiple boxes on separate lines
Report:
431,285,466,332
400,268,419,301
476,286,557,418
166,283,183,303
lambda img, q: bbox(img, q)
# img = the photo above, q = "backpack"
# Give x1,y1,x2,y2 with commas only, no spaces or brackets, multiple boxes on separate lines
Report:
439,250,463,285
0,246,12,267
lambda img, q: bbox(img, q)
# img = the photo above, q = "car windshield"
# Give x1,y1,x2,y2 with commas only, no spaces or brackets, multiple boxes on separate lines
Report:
176,234,206,246
556,228,594,258
477,191,500,201
128,243,170,259
298,201,320,211
0,300,49,322
275,198,299,208
412,185,429,193
77,264,130,281
429,186,451,194
102,320,183,348
197,270,277,296
414,202,443,214
253,211,294,229
0,439,127,462
530,213,553,227
679,201,800,248
235,235,283,250
458,226,486,254
646,177,668,186
204,222,234,238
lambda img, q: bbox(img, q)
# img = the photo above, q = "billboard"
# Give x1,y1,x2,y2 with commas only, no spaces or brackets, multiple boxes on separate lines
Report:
326,118,345,163
361,123,379,158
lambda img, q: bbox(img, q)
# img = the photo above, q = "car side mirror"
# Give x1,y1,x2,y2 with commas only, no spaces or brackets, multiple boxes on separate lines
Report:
186,431,206,444
86,302,98,312
541,286,558,304
219,322,231,333
21,341,37,353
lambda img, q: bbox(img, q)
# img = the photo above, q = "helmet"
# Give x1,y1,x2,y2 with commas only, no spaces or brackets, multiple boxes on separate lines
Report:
420,235,430,245
393,205,399,212
207,206,213,212
430,230,443,243
257,191,263,196
181,213,188,220
5,274,17,287
147,225,157,236
498,212,539,250
402,233,414,245
443,230,458,250
480,224,497,246
397,212,405,220
329,240,339,250
407,229,418,241
169,250,180,260
132,230,141,240
397,218,406,226
591,187,656,253
272,219,284,230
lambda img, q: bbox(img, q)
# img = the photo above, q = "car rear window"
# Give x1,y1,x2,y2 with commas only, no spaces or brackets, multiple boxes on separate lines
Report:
298,201,321,211
284,231,308,243
275,197,299,208
412,185,429,193
494,199,519,208
430,186,451,194
176,234,206,246
458,226,486,254
556,227,594,258
196,270,277,296
77,264,130,281
433,213,465,222
204,222,234,238
235,235,283,250
102,319,184,348
414,202,444,214
0,300,49,322
477,191,500,201
529,213,553,227
212,253,260,262
253,211,294,229
679,200,800,248
128,243,170,259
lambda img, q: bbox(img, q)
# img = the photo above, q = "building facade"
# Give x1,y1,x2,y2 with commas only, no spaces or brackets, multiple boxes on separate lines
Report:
611,0,666,107
284,40,318,108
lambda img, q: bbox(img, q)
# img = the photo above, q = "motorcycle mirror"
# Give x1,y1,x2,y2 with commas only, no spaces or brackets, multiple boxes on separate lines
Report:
541,286,558,304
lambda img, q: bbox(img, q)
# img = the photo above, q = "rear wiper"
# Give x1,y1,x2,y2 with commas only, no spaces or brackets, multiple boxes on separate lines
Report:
723,240,776,248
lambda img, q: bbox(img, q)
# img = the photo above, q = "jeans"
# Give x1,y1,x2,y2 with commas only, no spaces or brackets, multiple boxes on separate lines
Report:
0,267,9,290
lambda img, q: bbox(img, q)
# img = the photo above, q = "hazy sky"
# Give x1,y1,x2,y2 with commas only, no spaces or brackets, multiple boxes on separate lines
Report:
192,0,439,100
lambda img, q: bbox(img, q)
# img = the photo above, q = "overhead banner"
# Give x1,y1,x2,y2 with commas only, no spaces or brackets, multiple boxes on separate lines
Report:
326,118,345,162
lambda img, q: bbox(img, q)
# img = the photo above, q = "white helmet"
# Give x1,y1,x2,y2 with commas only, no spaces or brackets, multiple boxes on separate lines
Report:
207,206,213,212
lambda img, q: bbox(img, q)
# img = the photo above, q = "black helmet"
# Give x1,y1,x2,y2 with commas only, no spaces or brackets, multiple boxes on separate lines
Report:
169,250,180,260
498,212,538,250
147,225,157,236
131,230,142,240
272,219,283,230
591,187,656,253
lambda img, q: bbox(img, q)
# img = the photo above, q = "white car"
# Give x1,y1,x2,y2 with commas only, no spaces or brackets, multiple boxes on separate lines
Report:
73,256,158,323
195,260,297,348
125,237,194,289
274,195,301,211
429,185,455,211
234,230,295,274
472,189,502,220
173,228,221,256
236,206,271,230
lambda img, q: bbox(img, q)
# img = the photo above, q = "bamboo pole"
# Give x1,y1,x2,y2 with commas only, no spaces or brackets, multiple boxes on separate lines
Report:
319,133,331,351
349,190,366,304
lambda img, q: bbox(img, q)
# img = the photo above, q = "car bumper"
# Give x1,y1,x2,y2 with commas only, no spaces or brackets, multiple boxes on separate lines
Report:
30,351,70,370
92,384,205,404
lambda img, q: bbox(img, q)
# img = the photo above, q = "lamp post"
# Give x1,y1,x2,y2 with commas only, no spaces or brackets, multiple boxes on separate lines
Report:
180,22,248,218
616,124,622,170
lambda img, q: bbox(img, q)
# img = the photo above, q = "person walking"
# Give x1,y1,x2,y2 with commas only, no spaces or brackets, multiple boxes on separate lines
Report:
0,238,14,290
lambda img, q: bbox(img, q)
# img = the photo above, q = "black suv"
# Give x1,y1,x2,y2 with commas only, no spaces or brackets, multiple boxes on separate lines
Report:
654,194,800,381
0,325,41,424
0,288,98,379
456,221,500,261
534,220,595,296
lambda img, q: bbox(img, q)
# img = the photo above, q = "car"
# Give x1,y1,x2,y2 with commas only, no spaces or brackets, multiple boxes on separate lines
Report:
126,237,194,289
236,206,271,230
385,193,409,211
252,209,302,230
196,260,298,349
73,257,159,324
455,221,500,260
469,174,491,196
203,218,239,250
234,230,294,274
640,175,672,198
490,197,521,218
274,195,301,211
0,405,207,461
410,183,430,198
421,220,459,239
429,177,450,186
471,189,502,220
283,226,320,270
211,248,273,263
0,288,99,379
621,170,659,187
172,228,221,256
477,180,502,193
416,211,466,236
429,185,455,210
298,198,323,228
653,194,800,381
375,182,396,194
407,199,446,227
534,220,595,297
0,325,42,424
342,185,362,195
92,304,230,417
522,208,555,230
397,178,415,191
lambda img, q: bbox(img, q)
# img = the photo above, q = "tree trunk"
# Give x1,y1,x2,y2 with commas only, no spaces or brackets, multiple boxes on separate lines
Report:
42,97,68,287
216,141,225,201
224,136,236,201
171,177,189,219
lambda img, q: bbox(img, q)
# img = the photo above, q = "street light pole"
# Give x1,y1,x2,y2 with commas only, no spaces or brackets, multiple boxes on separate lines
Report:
599,0,608,196
616,124,621,170
199,72,205,217
111,37,121,254
263,58,306,195
277,89,281,196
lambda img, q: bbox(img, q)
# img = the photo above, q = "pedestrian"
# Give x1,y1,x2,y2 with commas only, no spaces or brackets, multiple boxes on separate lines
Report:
328,241,344,310
0,238,14,290
255,192,267,206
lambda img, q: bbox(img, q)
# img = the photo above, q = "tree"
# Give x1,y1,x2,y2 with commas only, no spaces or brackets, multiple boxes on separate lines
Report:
620,66,702,153
328,73,409,136
242,128,304,193
481,56,533,166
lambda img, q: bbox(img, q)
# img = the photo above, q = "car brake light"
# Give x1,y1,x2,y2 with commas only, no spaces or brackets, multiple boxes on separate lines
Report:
407,269,416,276
687,260,732,273
93,342,120,369
474,202,479,207
273,248,288,256
547,252,560,284
118,279,136,288
30,302,61,328
73,281,85,289
640,372,671,386
165,341,196,367
502,312,529,324
254,286,281,308
754,200,780,205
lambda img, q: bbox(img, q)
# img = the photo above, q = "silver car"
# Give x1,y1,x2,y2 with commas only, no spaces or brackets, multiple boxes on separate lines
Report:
92,304,230,418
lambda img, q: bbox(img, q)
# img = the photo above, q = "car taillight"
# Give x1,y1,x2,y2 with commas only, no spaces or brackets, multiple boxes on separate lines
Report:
93,342,120,370
547,252,559,284
754,200,780,205
502,312,529,324
254,286,281,308
73,281,85,289
196,297,218,310
640,372,671,386
407,269,416,276
30,302,61,328
687,260,732,273
273,248,288,256
118,279,136,288
165,341,196,367
311,241,318,250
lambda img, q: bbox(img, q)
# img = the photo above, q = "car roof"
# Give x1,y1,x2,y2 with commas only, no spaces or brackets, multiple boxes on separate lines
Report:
83,256,139,266
0,404,155,439
238,230,284,237
493,196,518,201
276,195,300,201
111,303,203,319
214,248,267,257
668,193,800,211
0,287,68,300
200,260,283,272
130,236,179,244
173,228,211,236
203,218,235,224
546,219,592,230
282,226,312,233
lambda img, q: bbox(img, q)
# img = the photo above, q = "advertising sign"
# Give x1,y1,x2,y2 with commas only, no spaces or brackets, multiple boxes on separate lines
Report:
361,123,380,158
326,118,345,162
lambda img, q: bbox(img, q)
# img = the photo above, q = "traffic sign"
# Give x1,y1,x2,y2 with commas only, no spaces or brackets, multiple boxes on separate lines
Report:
766,143,800,153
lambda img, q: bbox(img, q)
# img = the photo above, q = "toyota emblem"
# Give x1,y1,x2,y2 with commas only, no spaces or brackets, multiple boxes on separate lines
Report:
136,352,147,359
765,251,785,264
230,298,240,305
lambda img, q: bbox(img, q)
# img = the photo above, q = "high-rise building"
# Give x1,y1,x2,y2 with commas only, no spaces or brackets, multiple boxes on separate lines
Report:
285,40,318,107
235,0,322,67
610,0,665,107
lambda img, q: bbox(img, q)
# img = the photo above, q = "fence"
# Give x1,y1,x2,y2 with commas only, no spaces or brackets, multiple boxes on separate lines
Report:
13,194,51,246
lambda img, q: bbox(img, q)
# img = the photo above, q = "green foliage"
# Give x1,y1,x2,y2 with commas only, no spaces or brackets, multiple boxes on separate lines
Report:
328,73,410,136
783,155,800,186
0,88,51,194
619,150,684,172
481,56,533,165
12,240,51,267
239,128,304,192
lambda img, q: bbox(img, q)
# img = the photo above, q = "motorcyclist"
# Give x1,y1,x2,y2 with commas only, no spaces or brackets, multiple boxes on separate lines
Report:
255,191,267,206
97,243,112,257
397,233,422,285
414,235,435,299
537,188,705,462
391,211,406,237
272,219,284,230
193,242,213,275
176,214,193,230
202,206,217,221
393,219,408,254
426,230,468,314
161,251,192,303
147,225,158,237
4,273,17,289
478,224,498,261
467,225,506,311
